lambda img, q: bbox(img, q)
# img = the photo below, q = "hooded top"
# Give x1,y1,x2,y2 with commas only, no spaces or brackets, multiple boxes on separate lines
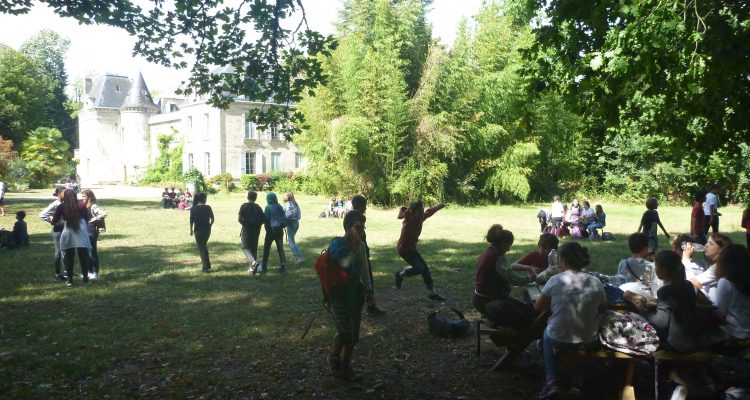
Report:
264,192,286,229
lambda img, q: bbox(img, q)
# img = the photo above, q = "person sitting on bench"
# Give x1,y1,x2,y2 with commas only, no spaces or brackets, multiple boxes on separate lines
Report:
535,242,606,399
473,224,537,330
708,244,750,342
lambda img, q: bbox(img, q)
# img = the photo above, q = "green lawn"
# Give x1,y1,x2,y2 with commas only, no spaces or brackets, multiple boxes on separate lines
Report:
0,191,746,399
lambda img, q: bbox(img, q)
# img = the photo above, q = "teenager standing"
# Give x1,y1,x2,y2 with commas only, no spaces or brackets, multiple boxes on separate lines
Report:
190,192,214,272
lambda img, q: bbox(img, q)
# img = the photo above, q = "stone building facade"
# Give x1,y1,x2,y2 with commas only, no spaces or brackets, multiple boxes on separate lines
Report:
77,72,305,185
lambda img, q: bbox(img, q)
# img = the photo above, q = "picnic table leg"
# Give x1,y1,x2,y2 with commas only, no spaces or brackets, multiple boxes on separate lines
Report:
620,358,636,400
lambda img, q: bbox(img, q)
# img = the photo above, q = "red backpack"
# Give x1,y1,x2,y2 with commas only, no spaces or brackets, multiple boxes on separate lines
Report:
314,248,350,301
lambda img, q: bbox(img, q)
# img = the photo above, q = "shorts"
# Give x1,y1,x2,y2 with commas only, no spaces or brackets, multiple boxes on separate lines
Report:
0,197,4,205
329,290,364,345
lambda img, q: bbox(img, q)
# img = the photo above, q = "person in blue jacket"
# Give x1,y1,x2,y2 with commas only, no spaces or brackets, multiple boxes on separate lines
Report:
256,192,287,273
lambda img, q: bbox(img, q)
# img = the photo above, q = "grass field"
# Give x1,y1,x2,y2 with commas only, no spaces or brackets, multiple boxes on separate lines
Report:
0,190,747,399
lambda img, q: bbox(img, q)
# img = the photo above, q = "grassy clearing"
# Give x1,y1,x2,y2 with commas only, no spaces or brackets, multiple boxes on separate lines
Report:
0,191,746,399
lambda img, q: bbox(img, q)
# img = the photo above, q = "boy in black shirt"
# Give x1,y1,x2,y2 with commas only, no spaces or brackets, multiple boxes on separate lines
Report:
190,192,214,272
238,190,265,273
13,211,29,247
637,198,669,257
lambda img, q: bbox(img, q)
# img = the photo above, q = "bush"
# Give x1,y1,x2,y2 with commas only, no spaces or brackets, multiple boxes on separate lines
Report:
240,174,261,191
183,167,210,194
209,173,235,192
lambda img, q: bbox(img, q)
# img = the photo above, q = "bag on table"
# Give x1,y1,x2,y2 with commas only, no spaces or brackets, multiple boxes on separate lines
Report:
599,310,659,356
427,307,470,338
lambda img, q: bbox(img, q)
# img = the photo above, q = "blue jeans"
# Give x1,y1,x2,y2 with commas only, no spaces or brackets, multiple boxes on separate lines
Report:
286,219,304,259
543,329,598,383
587,222,604,235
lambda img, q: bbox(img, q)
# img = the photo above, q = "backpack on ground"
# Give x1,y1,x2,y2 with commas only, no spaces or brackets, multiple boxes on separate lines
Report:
602,232,615,241
314,248,350,302
599,311,659,356
570,224,584,238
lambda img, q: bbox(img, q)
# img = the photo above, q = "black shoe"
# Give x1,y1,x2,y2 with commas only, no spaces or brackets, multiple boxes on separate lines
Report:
367,306,386,316
428,293,446,302
54,274,65,282
279,265,287,273
65,280,73,288
394,271,403,289
201,267,211,273
82,279,91,285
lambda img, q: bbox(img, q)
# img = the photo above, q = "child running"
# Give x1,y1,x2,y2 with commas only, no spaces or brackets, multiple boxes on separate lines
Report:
394,200,446,301
190,192,214,272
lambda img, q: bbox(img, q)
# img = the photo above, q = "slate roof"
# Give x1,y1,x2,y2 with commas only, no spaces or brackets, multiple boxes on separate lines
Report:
87,72,159,112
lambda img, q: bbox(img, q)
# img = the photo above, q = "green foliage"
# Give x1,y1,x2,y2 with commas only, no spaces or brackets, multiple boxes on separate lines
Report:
0,134,15,178
143,132,183,184
20,127,70,188
0,1,336,134
182,167,208,194
524,0,750,203
20,30,75,147
0,47,51,147
208,173,235,192
6,156,29,191
240,174,261,191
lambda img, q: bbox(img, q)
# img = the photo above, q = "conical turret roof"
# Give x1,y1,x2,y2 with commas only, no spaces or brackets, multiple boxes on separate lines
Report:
122,72,159,112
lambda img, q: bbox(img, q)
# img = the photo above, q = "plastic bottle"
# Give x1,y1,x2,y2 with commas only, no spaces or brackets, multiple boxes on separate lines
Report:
681,242,706,252
548,249,558,269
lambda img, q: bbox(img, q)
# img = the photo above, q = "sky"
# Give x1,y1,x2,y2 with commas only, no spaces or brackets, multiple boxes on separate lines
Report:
0,0,483,95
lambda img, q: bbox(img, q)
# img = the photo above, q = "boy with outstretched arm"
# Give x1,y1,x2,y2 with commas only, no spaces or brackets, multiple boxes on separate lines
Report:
637,198,669,258
394,200,446,301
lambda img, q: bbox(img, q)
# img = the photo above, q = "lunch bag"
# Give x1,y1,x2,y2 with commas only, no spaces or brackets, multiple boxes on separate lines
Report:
427,307,470,338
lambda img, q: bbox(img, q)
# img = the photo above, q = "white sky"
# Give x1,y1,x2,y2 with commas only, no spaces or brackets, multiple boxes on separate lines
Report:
0,0,483,95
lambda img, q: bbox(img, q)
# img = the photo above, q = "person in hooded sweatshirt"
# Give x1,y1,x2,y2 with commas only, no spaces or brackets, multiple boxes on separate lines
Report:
255,192,287,274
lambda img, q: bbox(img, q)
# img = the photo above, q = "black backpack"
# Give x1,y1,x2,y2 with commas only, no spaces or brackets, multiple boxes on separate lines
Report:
427,307,470,338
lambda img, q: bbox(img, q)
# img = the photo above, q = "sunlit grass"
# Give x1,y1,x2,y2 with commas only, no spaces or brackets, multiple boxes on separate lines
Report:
0,190,746,398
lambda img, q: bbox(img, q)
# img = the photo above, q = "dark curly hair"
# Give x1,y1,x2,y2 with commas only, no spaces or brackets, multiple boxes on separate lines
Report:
485,224,513,248
558,242,590,270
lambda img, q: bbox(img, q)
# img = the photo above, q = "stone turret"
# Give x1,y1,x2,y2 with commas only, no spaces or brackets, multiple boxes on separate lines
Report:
120,72,159,182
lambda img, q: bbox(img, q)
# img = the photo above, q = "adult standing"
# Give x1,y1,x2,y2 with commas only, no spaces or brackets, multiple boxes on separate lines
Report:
704,184,721,235
39,185,66,281
550,196,564,231
691,191,707,244
238,190,265,273
351,195,385,315
0,180,6,216
283,192,305,264
52,189,92,287
82,189,107,279
257,192,287,274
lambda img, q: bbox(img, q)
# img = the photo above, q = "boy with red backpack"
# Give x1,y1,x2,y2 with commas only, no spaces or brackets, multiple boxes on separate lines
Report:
325,210,371,381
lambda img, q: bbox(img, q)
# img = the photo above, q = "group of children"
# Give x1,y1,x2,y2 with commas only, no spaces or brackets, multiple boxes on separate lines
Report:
473,222,750,399
161,187,193,210
39,186,108,286
545,196,607,239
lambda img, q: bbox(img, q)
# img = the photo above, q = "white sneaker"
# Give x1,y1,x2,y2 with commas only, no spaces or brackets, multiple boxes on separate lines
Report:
90,273,98,280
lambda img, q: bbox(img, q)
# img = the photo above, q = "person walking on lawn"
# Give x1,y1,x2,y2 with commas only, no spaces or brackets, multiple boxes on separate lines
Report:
190,192,214,272
394,200,446,301
256,191,287,274
351,195,385,316
239,190,265,274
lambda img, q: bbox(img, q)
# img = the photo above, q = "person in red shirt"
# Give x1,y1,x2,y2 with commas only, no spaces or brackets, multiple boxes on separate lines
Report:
394,200,446,301
691,191,707,245
511,233,559,274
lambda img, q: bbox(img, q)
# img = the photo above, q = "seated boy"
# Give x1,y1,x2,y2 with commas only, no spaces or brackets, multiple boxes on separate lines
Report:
617,232,653,282
13,211,29,247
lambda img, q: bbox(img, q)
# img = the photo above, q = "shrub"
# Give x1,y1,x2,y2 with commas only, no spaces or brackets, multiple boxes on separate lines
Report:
209,173,235,192
183,167,210,194
240,174,261,191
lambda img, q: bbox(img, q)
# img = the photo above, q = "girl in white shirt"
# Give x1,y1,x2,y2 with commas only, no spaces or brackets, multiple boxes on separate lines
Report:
535,242,606,398
710,244,750,340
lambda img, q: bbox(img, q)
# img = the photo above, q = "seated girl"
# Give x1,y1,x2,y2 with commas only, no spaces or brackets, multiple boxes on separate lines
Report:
690,234,732,297
473,225,537,330
535,242,606,398
585,204,606,238
670,233,704,279
637,250,702,353
709,244,750,341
